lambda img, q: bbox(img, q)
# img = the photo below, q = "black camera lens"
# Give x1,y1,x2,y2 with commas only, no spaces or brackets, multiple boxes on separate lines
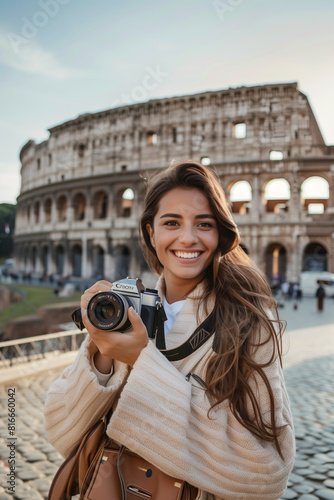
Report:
87,291,133,332
99,303,115,320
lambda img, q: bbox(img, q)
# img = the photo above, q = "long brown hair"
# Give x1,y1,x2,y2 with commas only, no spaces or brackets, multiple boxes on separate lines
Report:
140,160,286,457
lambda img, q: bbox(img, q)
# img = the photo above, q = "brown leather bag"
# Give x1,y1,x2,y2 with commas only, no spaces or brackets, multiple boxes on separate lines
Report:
48,418,197,500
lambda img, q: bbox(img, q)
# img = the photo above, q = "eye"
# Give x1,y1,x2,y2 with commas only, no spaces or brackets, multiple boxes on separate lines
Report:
198,221,214,228
163,220,179,226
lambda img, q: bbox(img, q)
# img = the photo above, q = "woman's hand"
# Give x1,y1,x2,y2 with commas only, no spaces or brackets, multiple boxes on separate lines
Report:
81,280,149,368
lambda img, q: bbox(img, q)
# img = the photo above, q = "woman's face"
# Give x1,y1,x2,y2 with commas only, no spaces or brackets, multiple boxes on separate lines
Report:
147,187,219,292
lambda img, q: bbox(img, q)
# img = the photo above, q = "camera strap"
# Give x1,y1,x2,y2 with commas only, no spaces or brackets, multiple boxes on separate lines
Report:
155,309,216,361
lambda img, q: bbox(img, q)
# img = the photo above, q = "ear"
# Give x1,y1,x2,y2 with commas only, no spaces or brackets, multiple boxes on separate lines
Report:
146,223,153,240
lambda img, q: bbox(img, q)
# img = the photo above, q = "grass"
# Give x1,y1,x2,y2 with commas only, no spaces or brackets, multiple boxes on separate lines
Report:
0,284,82,335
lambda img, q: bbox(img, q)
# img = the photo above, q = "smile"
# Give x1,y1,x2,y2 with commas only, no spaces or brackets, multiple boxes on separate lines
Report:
172,251,202,259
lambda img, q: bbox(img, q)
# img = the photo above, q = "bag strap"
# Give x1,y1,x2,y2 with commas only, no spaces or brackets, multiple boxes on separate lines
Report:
156,309,216,361
117,445,127,500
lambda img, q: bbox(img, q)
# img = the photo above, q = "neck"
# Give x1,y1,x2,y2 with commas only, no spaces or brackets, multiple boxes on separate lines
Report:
164,272,206,304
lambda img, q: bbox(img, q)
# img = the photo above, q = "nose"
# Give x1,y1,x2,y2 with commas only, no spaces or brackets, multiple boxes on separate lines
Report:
178,224,198,245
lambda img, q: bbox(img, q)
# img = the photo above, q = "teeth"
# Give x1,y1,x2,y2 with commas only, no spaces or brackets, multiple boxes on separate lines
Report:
174,251,201,259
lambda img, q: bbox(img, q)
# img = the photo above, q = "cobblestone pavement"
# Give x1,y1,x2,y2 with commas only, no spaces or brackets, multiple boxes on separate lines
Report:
0,297,334,499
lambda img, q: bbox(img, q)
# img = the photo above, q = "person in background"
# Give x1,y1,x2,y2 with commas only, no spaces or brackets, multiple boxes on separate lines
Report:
281,281,290,301
316,282,326,311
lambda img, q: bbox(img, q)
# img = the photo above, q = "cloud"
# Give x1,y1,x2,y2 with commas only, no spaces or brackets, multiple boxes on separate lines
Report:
0,31,81,79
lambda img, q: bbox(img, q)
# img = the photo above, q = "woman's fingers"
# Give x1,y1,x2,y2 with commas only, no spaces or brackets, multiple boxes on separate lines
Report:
81,292,94,309
80,281,149,367
84,280,113,294
82,305,149,367
81,280,113,308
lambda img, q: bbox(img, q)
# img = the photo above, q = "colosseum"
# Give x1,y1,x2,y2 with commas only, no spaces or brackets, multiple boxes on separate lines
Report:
14,81,334,287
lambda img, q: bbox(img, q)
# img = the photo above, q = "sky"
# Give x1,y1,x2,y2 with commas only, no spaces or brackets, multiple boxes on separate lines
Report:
1,0,334,204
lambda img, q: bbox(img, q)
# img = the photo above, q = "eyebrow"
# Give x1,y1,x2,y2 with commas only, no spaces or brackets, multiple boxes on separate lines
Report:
159,213,216,220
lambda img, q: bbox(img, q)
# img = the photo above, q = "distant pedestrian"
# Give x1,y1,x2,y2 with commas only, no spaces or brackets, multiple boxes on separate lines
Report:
281,281,289,300
316,282,326,311
292,283,299,300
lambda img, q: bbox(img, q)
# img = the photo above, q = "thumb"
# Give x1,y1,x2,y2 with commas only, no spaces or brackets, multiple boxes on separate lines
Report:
128,306,140,322
128,307,146,331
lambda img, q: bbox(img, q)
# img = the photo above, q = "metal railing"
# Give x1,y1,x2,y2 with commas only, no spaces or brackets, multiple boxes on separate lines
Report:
0,330,86,368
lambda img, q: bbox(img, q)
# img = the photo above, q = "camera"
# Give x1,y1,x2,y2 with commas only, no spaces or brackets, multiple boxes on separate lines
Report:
72,277,164,339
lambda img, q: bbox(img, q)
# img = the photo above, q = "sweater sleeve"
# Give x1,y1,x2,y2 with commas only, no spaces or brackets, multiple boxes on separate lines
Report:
44,335,129,458
106,339,295,500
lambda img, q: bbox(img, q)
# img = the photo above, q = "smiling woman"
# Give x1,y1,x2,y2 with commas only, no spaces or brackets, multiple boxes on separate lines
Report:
44,160,295,500
145,187,219,303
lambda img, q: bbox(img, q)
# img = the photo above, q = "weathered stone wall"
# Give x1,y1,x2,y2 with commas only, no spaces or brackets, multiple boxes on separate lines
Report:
14,82,334,284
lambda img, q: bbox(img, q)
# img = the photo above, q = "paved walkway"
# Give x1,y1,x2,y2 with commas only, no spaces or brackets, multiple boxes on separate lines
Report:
0,297,333,499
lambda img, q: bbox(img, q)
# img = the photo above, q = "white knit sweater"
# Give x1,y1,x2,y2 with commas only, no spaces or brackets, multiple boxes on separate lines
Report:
44,280,295,500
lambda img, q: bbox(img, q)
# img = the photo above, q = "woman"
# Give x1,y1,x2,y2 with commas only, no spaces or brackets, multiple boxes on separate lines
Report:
44,160,295,499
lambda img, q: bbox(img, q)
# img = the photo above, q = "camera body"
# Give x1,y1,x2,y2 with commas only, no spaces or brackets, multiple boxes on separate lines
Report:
86,277,162,338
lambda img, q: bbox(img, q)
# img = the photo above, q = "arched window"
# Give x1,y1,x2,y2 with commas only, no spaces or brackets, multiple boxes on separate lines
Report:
301,176,329,214
72,245,82,277
23,246,29,268
78,143,86,158
94,191,108,219
31,246,37,271
147,132,158,145
55,245,65,275
269,150,283,161
303,243,327,272
73,193,86,220
44,198,52,223
114,245,130,280
230,181,252,214
264,178,290,213
93,245,105,279
233,123,246,139
200,156,211,166
57,195,67,221
118,188,134,217
42,246,49,274
265,243,287,285
34,201,40,223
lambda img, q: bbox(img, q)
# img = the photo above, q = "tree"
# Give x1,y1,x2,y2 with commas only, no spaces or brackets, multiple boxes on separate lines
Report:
0,204,16,259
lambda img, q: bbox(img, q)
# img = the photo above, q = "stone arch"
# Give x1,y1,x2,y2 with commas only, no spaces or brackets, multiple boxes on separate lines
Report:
31,246,37,271
42,245,49,274
33,201,40,223
263,178,290,213
43,198,52,222
302,242,328,272
117,188,134,217
23,245,29,268
265,243,287,285
301,176,330,214
55,244,65,275
229,180,252,214
114,244,130,280
57,195,68,221
73,192,86,220
93,245,105,279
93,190,108,219
71,244,82,277
147,131,158,145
